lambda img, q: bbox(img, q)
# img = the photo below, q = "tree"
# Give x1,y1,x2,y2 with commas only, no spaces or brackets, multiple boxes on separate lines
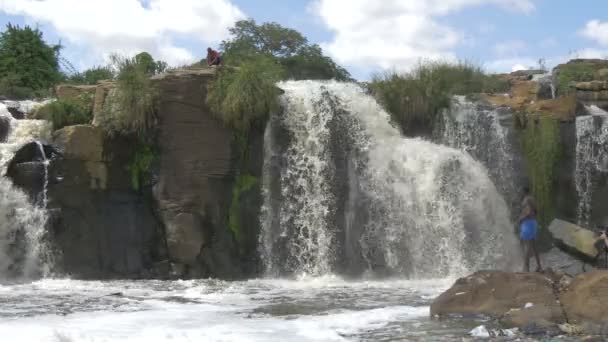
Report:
135,52,168,75
220,19,351,81
0,24,61,98
68,66,114,85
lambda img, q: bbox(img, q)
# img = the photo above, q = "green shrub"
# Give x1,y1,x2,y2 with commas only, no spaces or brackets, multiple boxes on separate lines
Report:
556,64,596,95
34,93,94,130
228,173,258,250
207,57,285,131
370,60,501,135
520,114,561,228
99,54,158,137
67,66,114,85
128,142,158,191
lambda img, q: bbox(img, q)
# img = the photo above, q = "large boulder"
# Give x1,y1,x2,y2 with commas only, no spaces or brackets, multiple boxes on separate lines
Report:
561,271,608,333
430,271,564,327
548,219,600,262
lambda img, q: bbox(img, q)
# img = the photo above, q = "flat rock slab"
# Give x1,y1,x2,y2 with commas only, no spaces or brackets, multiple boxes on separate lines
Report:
549,219,599,260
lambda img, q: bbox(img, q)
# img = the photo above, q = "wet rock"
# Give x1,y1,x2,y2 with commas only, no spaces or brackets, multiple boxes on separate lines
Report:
0,115,9,142
542,248,589,276
165,212,205,264
578,336,605,342
430,271,563,323
561,270,608,333
501,303,564,329
549,219,600,262
6,107,24,119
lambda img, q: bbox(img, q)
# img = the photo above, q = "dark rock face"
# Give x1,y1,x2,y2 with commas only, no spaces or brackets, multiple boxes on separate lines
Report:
46,175,162,278
4,125,165,279
0,115,9,142
5,141,59,204
152,69,253,279
7,107,24,120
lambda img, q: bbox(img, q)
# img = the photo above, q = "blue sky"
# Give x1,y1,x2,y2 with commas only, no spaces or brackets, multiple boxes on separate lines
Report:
0,0,607,80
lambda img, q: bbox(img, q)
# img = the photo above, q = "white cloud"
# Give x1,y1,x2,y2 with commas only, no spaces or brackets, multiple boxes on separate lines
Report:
0,0,245,66
581,19,608,46
511,64,527,72
493,40,527,56
312,0,536,72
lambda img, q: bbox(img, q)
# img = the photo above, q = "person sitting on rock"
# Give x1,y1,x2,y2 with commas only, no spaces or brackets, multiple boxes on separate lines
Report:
207,48,222,67
518,186,542,272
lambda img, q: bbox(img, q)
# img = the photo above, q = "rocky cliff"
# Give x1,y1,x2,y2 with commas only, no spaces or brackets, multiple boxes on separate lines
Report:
6,67,264,279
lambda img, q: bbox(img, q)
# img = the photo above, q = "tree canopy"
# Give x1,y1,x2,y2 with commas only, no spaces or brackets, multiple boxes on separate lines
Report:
0,24,62,98
220,19,351,81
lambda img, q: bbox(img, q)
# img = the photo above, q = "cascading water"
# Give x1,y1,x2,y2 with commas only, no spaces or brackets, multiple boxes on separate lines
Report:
575,106,608,226
261,81,520,278
0,103,52,279
440,96,520,214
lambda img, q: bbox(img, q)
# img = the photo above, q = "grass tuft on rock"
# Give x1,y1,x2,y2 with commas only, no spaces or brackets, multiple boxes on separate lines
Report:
207,57,285,131
34,93,94,130
98,54,158,138
369,60,509,135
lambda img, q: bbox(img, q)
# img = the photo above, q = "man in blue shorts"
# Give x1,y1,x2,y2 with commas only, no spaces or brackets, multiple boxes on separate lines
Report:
519,186,542,272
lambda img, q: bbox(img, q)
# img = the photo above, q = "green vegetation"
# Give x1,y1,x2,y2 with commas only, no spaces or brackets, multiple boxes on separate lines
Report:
128,142,159,191
228,173,258,250
369,60,510,135
208,19,351,131
207,57,284,130
520,114,561,228
0,24,61,99
34,93,94,130
556,63,595,95
98,54,158,137
221,19,350,81
67,66,114,85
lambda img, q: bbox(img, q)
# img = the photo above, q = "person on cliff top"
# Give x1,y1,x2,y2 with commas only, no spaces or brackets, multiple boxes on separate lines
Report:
519,186,542,272
207,48,221,67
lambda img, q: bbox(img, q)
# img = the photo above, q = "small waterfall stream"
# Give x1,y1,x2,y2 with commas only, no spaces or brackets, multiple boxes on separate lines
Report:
0,103,53,279
260,81,520,278
575,106,608,227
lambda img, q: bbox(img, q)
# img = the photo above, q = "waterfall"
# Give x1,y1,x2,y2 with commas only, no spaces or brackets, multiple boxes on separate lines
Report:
260,81,520,278
440,96,519,215
34,141,50,208
575,106,608,227
0,103,52,279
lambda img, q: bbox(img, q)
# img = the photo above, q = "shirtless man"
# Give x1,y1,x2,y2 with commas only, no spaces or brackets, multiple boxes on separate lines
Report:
519,186,542,272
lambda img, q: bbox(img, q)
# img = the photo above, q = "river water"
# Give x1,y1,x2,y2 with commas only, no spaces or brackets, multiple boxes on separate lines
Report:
0,277,487,342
